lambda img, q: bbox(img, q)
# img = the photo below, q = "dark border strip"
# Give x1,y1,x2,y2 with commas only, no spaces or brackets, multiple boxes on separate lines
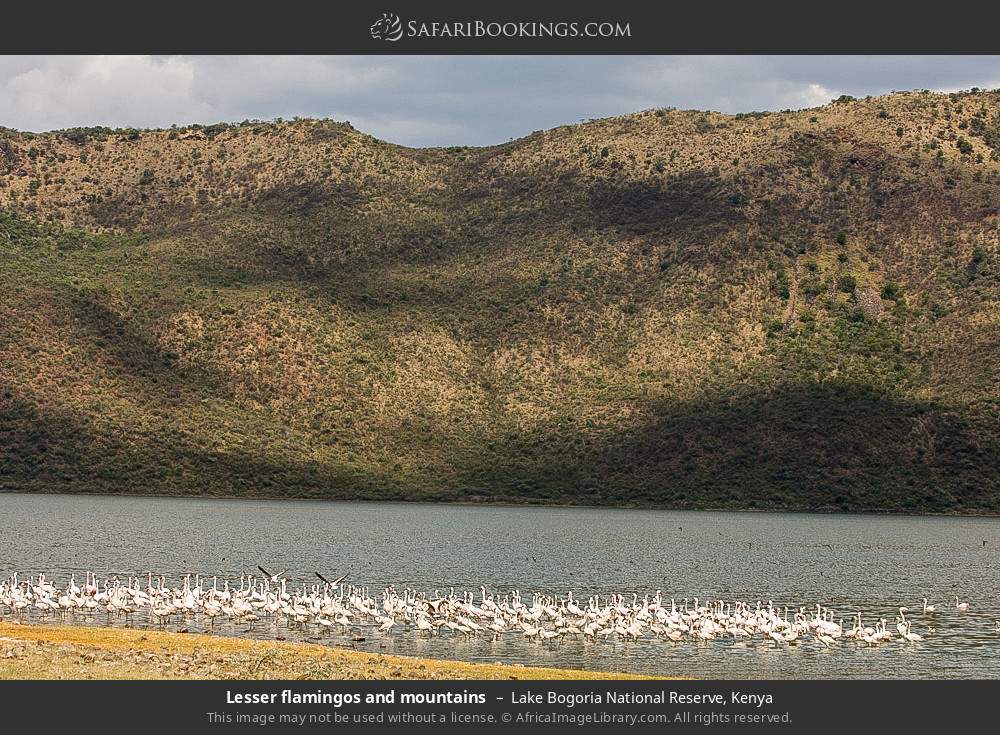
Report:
0,680,995,733
3,1,1000,54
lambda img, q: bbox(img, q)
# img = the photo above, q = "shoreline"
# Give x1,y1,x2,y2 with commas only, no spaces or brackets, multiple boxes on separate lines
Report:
2,488,999,520
0,621,658,681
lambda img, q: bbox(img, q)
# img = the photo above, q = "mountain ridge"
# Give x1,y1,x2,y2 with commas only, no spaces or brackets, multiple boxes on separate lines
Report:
1,89,998,512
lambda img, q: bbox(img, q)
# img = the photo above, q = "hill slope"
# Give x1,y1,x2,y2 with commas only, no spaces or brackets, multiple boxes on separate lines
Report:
1,90,998,512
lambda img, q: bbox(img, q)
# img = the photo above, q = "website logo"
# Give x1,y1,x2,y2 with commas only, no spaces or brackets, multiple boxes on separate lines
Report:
370,13,403,42
368,14,631,43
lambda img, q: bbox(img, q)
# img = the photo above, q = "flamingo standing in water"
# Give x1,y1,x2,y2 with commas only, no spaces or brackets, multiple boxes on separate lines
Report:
896,608,909,637
955,597,970,612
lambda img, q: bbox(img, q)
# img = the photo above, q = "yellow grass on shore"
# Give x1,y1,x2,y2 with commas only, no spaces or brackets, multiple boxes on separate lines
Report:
0,621,661,680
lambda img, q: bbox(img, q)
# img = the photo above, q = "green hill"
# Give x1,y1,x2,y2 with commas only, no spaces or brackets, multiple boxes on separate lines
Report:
1,90,998,512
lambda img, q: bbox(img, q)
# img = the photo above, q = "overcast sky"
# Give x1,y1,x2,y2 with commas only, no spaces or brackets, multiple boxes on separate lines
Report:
2,56,999,147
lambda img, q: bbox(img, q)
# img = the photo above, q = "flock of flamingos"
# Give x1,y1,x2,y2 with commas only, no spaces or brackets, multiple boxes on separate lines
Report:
3,568,997,649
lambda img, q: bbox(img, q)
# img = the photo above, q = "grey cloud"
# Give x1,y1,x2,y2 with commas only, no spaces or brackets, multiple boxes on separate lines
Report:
1,55,998,146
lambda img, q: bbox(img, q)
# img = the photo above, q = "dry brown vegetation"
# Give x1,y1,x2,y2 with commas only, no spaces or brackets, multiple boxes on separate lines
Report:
0,622,650,679
1,90,998,512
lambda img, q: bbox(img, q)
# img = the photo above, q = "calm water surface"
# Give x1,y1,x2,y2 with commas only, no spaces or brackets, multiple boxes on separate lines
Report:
2,493,999,678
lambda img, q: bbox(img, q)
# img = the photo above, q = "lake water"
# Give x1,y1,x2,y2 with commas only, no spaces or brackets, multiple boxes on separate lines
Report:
2,492,998,678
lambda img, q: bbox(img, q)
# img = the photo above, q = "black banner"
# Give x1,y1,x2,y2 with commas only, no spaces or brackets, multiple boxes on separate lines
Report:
0,680,995,732
2,1,1000,54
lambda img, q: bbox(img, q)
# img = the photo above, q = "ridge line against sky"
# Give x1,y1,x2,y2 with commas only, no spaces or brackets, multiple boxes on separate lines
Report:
2,55,999,147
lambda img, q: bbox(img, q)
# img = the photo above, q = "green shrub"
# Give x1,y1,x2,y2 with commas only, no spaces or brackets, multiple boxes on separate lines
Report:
772,269,790,300
802,278,827,298
837,274,857,293
881,282,903,301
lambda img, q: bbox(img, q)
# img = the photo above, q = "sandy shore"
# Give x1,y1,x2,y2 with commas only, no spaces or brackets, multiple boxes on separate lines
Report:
0,621,658,680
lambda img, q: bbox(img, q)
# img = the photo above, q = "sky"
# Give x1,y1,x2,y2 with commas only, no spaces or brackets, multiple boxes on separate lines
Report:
2,55,999,147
